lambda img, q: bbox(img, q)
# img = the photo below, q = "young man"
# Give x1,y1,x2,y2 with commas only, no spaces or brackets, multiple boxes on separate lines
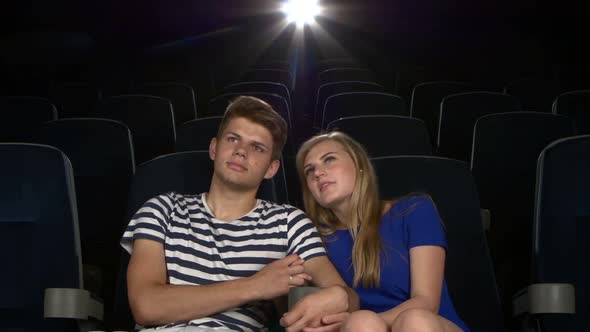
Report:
121,96,358,332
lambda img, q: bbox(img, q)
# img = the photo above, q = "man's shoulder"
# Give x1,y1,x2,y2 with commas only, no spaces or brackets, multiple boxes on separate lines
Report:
156,191,203,203
147,192,206,213
256,199,303,216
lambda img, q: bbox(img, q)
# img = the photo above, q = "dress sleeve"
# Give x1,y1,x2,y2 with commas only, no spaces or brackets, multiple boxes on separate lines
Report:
405,195,447,250
120,193,175,253
286,207,327,260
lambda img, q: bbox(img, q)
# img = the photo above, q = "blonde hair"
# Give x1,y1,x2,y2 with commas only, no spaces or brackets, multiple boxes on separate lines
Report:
296,131,384,287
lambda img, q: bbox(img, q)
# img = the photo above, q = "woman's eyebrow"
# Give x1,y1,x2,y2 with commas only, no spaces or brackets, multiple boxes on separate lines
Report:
304,151,337,169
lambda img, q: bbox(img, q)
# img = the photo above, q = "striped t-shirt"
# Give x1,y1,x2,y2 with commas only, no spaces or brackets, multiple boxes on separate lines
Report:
121,192,326,332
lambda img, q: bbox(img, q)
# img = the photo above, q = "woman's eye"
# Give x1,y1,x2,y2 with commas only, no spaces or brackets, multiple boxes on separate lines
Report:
325,156,335,163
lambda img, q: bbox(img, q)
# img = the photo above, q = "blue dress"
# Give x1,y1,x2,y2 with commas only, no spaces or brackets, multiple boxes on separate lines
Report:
325,195,470,332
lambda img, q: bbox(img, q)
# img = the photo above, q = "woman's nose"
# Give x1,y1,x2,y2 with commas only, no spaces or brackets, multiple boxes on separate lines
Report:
313,165,326,178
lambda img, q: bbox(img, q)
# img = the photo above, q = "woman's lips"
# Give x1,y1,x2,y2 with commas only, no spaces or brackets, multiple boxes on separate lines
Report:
319,181,334,192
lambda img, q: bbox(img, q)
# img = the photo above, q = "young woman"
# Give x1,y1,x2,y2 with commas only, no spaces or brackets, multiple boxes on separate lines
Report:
295,131,469,332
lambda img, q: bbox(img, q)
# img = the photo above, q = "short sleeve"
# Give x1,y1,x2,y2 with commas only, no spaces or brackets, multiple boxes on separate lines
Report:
120,193,175,254
404,196,447,250
286,207,326,260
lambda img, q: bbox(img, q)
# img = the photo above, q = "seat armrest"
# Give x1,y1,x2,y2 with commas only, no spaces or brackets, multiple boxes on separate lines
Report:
44,288,104,321
512,283,575,316
288,286,320,310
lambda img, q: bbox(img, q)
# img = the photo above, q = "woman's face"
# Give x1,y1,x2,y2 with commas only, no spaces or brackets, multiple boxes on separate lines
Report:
302,139,357,213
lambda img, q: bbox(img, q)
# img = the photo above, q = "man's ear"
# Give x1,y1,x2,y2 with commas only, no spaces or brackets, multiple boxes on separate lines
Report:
264,159,280,179
209,137,217,161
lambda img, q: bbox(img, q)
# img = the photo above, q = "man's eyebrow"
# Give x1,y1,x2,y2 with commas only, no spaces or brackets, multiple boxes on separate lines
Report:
227,131,270,149
251,140,270,149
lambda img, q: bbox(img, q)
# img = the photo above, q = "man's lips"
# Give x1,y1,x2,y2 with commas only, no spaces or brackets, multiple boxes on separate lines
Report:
227,161,247,171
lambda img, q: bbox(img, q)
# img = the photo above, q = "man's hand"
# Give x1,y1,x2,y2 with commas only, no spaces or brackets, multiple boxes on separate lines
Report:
280,285,349,332
249,255,312,300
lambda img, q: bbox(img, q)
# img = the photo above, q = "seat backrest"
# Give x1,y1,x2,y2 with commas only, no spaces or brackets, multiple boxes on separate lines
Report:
223,81,291,109
208,92,292,129
40,118,135,249
175,116,223,152
40,118,135,322
134,82,198,125
410,81,475,145
175,121,290,204
371,156,505,332
318,67,376,85
128,151,280,222
94,95,176,164
111,150,282,330
0,143,82,332
0,96,58,142
207,93,295,155
317,58,363,71
315,81,385,128
470,112,575,297
552,90,590,134
503,77,561,113
554,65,590,92
533,135,590,332
322,92,407,129
241,69,293,92
49,81,102,118
438,92,522,161
327,115,432,157
252,60,292,71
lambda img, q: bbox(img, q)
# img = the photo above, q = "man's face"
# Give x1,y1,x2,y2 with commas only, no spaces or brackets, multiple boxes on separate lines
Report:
209,117,280,191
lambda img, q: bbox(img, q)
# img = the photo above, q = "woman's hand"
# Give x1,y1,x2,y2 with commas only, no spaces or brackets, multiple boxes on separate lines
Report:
280,286,349,332
302,312,350,332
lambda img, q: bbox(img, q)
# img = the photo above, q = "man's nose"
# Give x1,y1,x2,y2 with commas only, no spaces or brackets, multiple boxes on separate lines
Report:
233,144,247,158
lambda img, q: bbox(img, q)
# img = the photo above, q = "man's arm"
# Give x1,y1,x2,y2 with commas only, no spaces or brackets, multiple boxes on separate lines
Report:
127,239,307,326
305,255,359,312
279,255,359,332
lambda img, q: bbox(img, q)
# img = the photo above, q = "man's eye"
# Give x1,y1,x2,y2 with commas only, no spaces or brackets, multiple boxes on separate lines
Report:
254,145,264,152
227,136,237,142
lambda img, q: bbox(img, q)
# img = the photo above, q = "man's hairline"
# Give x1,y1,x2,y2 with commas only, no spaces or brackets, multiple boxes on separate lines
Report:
219,115,284,160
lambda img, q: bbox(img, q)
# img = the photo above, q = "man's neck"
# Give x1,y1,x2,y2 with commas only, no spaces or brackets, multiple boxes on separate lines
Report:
206,179,258,222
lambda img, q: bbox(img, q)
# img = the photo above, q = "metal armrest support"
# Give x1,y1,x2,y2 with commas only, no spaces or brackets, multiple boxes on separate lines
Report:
44,288,104,321
480,209,491,231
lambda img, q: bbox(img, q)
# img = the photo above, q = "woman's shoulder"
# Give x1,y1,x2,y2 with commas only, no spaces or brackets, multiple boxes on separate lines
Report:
383,193,433,216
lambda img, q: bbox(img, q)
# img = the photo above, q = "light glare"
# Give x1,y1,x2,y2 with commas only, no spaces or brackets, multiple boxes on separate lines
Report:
282,0,321,26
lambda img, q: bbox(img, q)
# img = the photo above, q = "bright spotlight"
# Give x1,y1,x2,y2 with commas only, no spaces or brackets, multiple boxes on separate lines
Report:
282,0,322,26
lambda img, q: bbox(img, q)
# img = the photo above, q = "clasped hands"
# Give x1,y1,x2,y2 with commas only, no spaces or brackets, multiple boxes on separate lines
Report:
250,254,350,332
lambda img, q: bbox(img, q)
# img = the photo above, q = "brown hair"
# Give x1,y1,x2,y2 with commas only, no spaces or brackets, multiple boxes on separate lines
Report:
296,131,384,287
217,96,288,160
